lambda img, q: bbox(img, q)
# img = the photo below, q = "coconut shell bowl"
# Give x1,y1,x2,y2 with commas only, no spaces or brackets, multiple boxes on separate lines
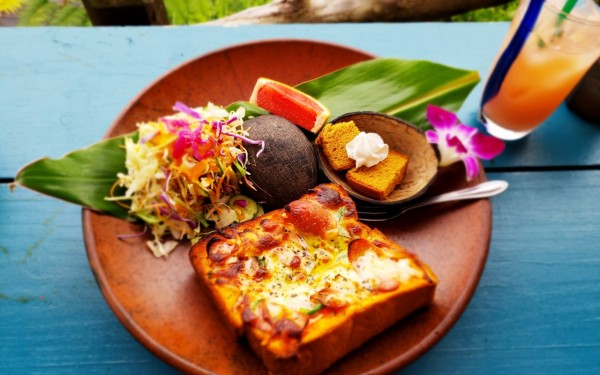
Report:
316,111,439,205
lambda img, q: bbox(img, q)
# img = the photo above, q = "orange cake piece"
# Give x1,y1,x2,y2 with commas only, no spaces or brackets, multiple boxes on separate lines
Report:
346,150,409,200
189,184,436,375
315,121,360,171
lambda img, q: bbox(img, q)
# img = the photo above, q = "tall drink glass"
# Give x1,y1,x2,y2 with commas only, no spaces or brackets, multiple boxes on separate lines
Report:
480,0,600,140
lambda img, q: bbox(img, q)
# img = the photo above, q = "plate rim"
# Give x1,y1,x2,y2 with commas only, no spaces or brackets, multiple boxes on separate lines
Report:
83,212,212,374
372,214,491,373
101,38,379,140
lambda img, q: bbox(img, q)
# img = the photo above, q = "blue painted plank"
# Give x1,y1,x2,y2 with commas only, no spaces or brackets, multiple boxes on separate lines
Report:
404,170,600,375
1,25,598,179
0,186,178,374
2,169,600,374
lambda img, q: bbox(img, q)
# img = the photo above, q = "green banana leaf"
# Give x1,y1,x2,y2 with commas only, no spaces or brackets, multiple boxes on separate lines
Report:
14,133,135,220
13,57,479,218
226,101,269,118
296,58,480,129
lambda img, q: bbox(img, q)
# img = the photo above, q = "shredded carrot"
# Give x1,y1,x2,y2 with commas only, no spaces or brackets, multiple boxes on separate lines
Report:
109,180,131,209
110,102,264,257
215,174,225,200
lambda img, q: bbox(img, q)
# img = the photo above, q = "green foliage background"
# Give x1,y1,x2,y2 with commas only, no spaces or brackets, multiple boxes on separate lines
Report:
451,0,519,22
13,0,273,25
17,0,91,26
13,0,519,26
166,0,270,24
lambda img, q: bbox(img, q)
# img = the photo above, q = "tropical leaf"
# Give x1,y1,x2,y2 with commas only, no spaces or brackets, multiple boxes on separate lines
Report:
226,101,269,119
13,58,478,217
296,58,480,129
14,133,135,220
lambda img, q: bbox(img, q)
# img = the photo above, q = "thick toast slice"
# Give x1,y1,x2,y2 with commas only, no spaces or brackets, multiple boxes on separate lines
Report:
190,183,437,374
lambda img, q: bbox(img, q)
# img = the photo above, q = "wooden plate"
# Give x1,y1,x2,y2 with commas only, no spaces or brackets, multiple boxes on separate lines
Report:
83,40,491,375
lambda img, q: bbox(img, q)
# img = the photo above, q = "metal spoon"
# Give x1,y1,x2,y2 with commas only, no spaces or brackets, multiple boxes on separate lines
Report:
357,180,509,222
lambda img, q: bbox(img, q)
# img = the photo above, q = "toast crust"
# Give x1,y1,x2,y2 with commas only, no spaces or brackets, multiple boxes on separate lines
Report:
190,184,437,374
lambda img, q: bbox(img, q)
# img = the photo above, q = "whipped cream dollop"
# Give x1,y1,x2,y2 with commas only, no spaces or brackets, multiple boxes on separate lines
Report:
345,132,389,168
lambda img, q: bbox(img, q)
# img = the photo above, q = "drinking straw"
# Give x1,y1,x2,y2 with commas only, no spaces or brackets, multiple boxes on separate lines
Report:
559,0,579,22
553,0,578,40
480,0,545,107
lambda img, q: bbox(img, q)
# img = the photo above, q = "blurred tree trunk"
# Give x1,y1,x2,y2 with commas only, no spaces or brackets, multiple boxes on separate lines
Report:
208,0,512,25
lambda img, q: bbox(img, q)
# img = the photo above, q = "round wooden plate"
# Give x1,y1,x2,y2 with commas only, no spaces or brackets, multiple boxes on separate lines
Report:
83,40,492,375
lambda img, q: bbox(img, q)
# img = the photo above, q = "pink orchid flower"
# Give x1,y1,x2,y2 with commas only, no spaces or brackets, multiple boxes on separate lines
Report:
425,105,505,181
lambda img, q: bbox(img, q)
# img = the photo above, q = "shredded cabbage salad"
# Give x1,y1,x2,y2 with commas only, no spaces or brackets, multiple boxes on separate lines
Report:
108,102,264,257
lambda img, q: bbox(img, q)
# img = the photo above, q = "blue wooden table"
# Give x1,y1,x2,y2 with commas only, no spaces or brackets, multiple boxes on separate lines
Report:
1,24,599,374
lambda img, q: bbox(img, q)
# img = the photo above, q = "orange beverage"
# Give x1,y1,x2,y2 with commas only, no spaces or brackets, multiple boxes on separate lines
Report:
481,0,600,140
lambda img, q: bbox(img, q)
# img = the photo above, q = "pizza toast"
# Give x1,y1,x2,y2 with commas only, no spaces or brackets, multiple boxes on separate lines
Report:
190,183,437,374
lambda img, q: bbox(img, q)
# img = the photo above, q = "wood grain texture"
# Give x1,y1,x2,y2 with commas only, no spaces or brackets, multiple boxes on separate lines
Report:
2,25,600,179
404,170,600,375
0,188,178,374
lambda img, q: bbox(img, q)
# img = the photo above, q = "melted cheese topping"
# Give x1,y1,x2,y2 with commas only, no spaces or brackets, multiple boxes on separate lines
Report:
250,240,361,313
215,217,422,319
354,252,422,290
205,185,429,334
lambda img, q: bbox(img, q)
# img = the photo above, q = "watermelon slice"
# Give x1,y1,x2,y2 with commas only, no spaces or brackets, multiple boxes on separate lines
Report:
249,78,331,133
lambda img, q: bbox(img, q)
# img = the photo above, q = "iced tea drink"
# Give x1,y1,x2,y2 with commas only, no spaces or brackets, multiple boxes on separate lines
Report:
480,0,600,140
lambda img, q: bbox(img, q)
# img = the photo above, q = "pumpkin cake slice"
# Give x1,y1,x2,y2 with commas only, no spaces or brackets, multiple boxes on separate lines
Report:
190,183,437,375
315,121,360,171
346,150,410,200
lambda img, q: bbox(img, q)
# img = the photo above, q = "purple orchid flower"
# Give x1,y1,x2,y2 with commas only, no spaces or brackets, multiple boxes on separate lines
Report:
425,105,505,181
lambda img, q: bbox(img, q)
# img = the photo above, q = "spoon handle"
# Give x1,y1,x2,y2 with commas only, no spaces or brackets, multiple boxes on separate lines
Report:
401,180,509,214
